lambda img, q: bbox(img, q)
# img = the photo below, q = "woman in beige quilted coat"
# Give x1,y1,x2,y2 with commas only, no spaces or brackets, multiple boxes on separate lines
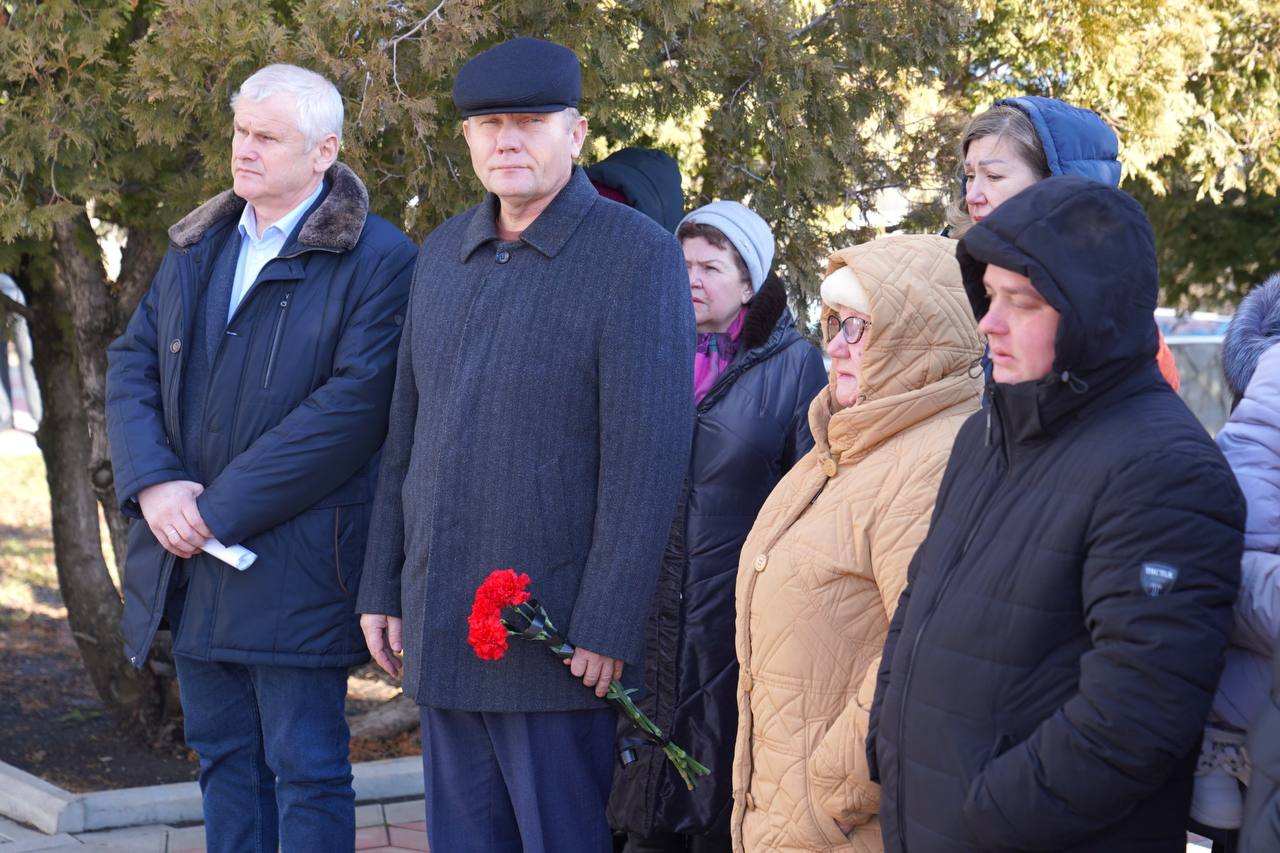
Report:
730,235,983,852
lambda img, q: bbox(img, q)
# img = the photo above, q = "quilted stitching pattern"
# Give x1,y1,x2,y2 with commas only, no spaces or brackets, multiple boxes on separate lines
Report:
731,236,983,852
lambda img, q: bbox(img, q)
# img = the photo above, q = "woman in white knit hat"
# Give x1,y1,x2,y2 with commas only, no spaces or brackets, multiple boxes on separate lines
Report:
609,200,827,853
729,235,983,852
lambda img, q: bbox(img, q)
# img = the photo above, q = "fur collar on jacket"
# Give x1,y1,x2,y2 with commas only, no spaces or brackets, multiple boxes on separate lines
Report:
740,271,789,352
1224,272,1280,400
167,162,369,252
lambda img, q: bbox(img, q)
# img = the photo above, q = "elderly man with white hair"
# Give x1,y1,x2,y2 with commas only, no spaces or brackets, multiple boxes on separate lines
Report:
106,64,416,852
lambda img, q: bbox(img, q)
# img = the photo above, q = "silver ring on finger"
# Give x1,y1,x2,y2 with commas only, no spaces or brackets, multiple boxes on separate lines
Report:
166,526,180,542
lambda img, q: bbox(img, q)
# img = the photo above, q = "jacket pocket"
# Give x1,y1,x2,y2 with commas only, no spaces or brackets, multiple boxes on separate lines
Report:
261,290,293,389
333,503,368,594
334,506,349,593
535,456,581,566
805,720,856,850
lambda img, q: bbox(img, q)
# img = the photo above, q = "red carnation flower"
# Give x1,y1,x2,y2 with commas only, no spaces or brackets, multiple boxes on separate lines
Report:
466,569,531,660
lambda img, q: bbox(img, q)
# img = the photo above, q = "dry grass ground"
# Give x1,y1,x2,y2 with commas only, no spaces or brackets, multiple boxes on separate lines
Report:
0,438,199,790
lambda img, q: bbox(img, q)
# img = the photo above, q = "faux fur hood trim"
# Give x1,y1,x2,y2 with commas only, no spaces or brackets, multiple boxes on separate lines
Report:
741,271,788,351
167,162,369,252
1224,272,1280,399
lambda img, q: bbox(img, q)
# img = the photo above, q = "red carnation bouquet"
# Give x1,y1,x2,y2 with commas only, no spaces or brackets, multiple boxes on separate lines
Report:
467,569,711,790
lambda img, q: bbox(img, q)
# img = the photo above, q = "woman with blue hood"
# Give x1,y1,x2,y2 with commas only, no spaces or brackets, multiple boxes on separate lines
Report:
947,96,1181,389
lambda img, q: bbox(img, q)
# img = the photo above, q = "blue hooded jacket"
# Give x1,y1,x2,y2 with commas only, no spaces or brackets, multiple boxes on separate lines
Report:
959,97,1121,203
995,95,1121,185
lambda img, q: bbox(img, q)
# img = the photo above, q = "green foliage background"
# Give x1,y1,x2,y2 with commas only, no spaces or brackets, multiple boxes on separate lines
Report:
3,0,1276,308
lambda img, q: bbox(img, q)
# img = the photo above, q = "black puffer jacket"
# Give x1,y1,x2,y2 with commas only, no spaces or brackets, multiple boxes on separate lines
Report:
609,273,827,837
870,177,1246,852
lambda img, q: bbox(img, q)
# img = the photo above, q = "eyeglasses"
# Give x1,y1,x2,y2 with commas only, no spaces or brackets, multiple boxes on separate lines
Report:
826,315,871,346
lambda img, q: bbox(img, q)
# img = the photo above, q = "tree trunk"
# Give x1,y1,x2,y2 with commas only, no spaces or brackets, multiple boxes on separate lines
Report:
21,256,171,728
51,215,132,574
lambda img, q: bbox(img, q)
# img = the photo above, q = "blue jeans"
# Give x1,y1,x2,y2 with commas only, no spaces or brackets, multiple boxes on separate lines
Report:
174,655,354,853
420,706,616,853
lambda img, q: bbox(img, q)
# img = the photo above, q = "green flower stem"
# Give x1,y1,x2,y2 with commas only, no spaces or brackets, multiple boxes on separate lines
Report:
499,598,712,790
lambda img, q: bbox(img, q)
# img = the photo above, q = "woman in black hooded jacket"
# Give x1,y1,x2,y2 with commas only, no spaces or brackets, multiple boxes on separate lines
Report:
609,202,827,852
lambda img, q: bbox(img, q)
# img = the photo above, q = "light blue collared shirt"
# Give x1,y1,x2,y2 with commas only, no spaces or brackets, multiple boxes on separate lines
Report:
228,181,325,322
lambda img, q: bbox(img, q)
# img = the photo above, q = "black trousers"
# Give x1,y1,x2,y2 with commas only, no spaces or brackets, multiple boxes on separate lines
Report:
623,831,732,853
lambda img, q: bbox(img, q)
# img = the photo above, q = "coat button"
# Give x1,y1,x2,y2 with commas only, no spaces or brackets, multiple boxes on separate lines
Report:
495,249,511,264
739,669,753,692
169,339,182,354
821,456,838,477
753,553,768,573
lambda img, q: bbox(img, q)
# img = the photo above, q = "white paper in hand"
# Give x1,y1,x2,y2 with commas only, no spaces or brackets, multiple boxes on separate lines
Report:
202,537,257,571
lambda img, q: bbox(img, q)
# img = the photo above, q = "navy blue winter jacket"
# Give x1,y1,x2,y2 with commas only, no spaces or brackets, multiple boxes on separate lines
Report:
106,163,416,669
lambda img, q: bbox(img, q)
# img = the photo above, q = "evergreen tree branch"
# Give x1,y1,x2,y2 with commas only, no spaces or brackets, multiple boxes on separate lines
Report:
382,0,448,98
789,0,851,42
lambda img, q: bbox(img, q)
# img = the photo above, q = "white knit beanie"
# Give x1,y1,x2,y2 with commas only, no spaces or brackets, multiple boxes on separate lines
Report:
820,266,871,315
678,200,775,292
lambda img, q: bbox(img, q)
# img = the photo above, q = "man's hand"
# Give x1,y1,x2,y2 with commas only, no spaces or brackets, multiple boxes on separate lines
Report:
137,480,212,558
563,646,623,698
361,614,403,678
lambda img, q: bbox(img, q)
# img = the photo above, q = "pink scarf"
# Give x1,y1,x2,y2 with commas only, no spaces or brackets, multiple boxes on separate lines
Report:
693,307,747,404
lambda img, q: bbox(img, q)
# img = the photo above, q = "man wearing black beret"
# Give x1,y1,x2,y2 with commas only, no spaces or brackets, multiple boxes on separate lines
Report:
357,37,695,852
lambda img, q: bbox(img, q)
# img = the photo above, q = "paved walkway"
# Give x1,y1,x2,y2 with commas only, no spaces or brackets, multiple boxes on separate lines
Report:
0,799,429,851
0,811,1220,853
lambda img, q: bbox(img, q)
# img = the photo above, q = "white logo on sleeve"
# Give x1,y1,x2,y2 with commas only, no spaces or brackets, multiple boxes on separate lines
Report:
1141,562,1180,597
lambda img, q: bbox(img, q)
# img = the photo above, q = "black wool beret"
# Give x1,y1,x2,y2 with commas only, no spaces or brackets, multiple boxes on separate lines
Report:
452,37,582,118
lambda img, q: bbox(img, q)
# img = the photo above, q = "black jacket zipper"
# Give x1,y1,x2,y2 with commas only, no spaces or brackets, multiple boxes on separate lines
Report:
261,290,292,389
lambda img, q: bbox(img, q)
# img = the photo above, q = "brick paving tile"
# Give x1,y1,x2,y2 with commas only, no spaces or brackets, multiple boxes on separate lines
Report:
391,821,426,831
381,799,424,825
386,825,429,851
355,825,389,849
167,825,206,849
355,803,386,828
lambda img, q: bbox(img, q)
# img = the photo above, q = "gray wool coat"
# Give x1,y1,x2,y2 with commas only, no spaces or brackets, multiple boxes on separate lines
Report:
357,167,695,711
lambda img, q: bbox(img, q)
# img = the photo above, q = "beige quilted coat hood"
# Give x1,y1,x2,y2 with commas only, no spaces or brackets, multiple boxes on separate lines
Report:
730,235,983,852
